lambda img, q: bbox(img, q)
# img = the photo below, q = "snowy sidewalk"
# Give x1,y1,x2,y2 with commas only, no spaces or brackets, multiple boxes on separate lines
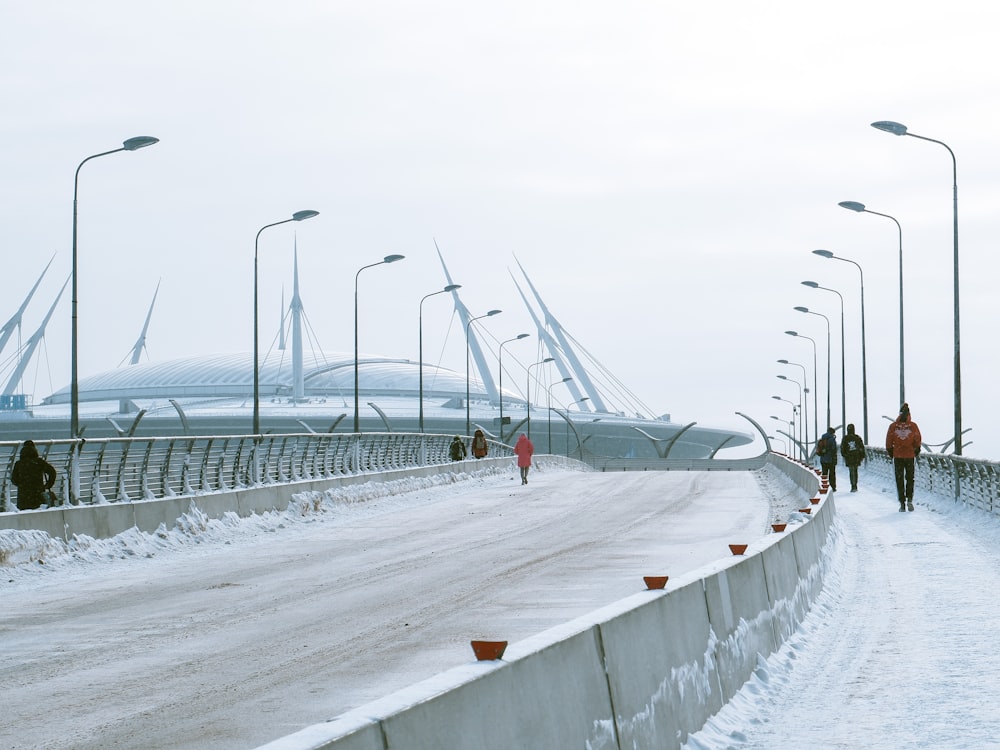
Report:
686,469,1000,749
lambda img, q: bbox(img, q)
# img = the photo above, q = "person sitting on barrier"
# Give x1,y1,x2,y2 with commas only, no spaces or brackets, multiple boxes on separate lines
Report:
449,435,467,461
11,439,57,510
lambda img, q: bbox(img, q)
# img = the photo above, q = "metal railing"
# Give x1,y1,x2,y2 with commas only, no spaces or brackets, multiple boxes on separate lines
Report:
1,433,513,512
865,448,1000,514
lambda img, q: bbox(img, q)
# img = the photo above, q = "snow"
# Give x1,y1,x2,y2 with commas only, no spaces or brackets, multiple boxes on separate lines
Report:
3,461,996,748
684,471,1000,749
1,463,787,749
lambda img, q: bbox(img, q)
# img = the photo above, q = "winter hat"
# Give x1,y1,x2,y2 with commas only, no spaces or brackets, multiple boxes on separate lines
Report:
847,423,855,433
899,403,910,421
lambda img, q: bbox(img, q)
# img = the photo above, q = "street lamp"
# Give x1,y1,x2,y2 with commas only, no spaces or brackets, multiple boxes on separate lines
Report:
466,309,502,435
526,357,554,440
418,284,461,432
871,120,962,454
547,376,573,452
776,374,804,454
770,415,797,455
777,359,810,448
814,248,869,443
771,395,799,453
498,333,529,441
354,254,405,433
786,330,819,447
253,210,320,435
70,135,159,438
566,396,591,457
793,307,831,429
803,281,846,438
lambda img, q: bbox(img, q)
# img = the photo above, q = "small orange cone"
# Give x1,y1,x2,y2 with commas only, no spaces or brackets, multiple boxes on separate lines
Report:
471,640,508,661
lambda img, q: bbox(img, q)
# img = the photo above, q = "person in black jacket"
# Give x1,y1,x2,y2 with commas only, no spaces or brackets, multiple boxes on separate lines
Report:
11,440,57,510
816,427,838,491
840,423,867,492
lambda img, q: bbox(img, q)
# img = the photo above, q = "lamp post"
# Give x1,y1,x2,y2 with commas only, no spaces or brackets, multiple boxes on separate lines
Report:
786,330,819,448
566,396,591,457
803,281,846,438
70,135,159,439
777,358,809,448
871,120,961,454
354,254,405,433
547,376,573,452
526,357,554,440
814,248,869,443
838,203,904,406
776,374,804,454
418,284,461,432
253,210,320,435
793,307,831,429
498,333,529,441
771,396,799,455
767,434,786,454
770,415,796,455
466,309,502,435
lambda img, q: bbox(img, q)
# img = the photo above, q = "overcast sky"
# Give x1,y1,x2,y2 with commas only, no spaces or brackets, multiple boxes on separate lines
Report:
2,1,999,457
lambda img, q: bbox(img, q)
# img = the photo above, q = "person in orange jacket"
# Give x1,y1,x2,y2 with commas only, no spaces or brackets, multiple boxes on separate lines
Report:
513,433,534,485
471,429,488,459
885,402,922,512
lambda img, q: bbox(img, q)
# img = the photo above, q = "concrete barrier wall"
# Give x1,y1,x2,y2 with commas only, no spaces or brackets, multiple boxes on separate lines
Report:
257,457,837,750
600,579,723,747
1,456,586,542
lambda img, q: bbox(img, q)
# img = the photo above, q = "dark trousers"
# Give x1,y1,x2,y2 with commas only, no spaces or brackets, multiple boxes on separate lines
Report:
821,462,837,490
893,458,915,504
846,462,860,490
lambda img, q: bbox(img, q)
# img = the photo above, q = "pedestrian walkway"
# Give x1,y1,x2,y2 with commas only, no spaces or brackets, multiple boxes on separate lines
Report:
685,468,1000,749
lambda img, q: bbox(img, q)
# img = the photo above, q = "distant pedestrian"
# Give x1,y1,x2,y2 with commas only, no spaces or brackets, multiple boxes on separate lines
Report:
885,402,922,512
471,429,488,459
513,433,534,485
840,423,866,492
449,435,467,461
816,427,838,492
11,439,57,510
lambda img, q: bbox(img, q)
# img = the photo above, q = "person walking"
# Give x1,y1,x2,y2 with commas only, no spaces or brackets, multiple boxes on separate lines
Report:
840,423,866,492
448,435,467,461
471,429,488,459
11,439,57,510
885,402,922,512
816,426,838,492
513,433,534,485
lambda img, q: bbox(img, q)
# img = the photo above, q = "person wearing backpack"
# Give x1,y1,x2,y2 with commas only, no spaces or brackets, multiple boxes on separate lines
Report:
840,423,867,492
471,429,488,459
449,436,467,461
816,427,838,492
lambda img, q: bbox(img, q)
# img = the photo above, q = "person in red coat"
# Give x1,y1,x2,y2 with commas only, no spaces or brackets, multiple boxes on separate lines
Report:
513,433,534,485
885,402,922,512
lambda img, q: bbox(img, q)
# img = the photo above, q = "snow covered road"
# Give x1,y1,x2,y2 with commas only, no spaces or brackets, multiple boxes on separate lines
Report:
685,472,1000,749
2,465,789,750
